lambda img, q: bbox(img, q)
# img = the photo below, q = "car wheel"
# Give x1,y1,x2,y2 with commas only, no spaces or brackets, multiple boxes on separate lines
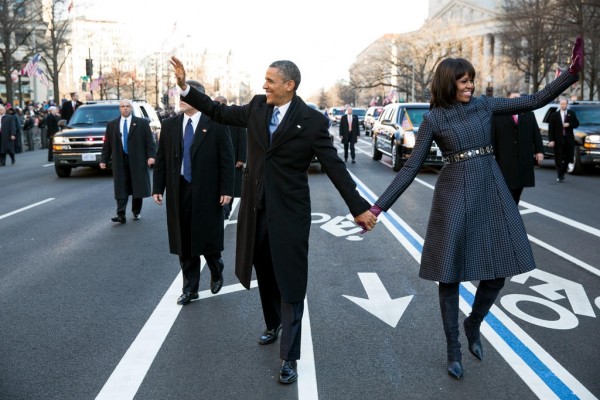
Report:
55,165,72,178
392,142,403,172
372,138,382,161
571,145,592,175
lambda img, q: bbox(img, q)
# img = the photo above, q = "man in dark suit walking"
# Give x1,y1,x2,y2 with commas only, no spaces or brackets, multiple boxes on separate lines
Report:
339,106,360,163
60,92,82,123
100,99,156,223
153,81,234,304
492,91,544,203
0,104,16,166
548,98,579,182
170,56,377,385
214,95,247,220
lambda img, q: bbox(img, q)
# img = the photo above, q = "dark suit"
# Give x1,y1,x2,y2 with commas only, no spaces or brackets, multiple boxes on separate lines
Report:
181,88,370,361
223,125,247,219
45,113,60,161
101,116,156,216
548,108,579,179
0,114,16,165
339,113,359,161
60,100,82,123
492,112,543,203
153,113,234,293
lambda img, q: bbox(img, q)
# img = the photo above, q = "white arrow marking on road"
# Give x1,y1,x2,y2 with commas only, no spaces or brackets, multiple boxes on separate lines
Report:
343,273,413,328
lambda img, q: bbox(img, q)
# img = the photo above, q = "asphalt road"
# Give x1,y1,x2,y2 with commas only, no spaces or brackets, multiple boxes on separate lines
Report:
0,131,598,400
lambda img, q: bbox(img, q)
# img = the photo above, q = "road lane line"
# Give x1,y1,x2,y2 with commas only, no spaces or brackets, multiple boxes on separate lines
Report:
298,299,319,400
520,200,600,238
349,171,597,400
527,235,600,278
0,198,55,220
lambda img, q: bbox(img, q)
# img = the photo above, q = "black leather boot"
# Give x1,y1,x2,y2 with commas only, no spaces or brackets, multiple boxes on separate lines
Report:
439,283,463,380
464,278,505,361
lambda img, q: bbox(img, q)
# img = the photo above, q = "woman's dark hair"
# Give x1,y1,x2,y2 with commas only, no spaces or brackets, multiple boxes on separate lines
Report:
430,58,476,109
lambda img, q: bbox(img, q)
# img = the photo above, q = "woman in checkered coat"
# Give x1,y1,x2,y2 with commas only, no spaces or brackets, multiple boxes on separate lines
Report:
369,39,583,380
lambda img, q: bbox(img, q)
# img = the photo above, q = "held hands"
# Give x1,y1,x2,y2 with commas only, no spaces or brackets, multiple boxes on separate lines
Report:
153,194,163,205
169,56,187,90
220,195,232,206
568,37,584,75
356,204,383,234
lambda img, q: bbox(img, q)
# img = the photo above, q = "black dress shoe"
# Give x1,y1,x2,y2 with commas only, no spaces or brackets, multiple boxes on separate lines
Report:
177,291,199,305
351,159,356,163
133,214,141,221
258,325,282,345
111,215,126,224
279,360,298,384
210,263,224,294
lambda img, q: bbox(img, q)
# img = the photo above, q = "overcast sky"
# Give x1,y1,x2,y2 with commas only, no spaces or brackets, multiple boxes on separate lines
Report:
83,0,429,96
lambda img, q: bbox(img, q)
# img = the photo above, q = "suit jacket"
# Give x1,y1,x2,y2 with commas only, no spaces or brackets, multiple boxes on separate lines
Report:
0,114,16,155
182,88,370,302
153,113,234,256
339,114,359,144
61,100,82,123
101,115,156,199
492,112,543,189
548,109,579,145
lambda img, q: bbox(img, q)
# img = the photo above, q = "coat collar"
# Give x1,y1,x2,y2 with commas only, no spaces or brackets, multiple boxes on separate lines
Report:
269,95,308,150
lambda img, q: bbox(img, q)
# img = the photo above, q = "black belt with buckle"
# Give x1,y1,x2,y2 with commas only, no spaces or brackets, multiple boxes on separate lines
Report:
443,145,494,164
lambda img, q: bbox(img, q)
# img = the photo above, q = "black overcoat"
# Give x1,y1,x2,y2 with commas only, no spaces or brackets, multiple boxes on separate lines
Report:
152,113,234,256
376,72,578,283
339,114,359,144
0,114,16,154
181,89,370,302
229,125,247,197
101,116,156,199
492,112,543,189
548,109,579,146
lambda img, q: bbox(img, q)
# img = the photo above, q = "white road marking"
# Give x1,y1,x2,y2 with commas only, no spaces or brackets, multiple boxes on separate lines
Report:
298,299,319,400
0,198,55,220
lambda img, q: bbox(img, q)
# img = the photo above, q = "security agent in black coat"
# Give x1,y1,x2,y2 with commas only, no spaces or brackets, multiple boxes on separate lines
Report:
492,92,544,203
339,106,360,162
152,81,234,303
548,98,579,182
0,105,16,165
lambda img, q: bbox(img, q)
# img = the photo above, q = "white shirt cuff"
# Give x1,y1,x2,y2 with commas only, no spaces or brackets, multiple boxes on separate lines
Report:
179,85,190,96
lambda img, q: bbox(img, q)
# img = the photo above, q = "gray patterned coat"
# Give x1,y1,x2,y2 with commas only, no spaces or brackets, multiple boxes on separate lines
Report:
376,72,578,283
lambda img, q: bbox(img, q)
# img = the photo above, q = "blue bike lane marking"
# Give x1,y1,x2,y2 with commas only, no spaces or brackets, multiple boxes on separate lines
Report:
350,171,596,400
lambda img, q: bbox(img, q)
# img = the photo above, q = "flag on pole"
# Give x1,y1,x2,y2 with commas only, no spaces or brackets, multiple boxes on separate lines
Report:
21,53,41,77
35,66,50,87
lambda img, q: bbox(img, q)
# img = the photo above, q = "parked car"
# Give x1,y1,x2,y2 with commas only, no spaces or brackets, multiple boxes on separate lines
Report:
371,102,443,171
533,100,600,174
352,107,367,129
52,100,161,177
328,107,346,126
364,106,384,136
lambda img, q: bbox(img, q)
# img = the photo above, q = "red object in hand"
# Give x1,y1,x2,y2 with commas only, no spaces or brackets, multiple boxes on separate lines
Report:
568,37,584,75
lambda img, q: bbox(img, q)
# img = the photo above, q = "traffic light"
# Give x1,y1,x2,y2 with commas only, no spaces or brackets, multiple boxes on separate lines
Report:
85,59,93,77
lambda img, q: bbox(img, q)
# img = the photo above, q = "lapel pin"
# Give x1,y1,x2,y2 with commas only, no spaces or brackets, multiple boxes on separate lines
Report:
297,125,301,129
202,129,207,133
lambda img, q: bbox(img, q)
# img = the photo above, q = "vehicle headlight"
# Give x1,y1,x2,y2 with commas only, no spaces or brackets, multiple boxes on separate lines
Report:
53,136,70,144
403,131,416,148
584,135,600,149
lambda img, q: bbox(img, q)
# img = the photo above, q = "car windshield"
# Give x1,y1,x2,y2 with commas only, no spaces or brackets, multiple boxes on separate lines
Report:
373,108,384,117
405,108,428,127
353,109,366,117
332,108,345,116
575,107,600,125
68,105,120,127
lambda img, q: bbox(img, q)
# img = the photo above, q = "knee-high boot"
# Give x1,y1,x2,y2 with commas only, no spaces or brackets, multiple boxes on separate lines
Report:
439,282,463,380
464,278,505,361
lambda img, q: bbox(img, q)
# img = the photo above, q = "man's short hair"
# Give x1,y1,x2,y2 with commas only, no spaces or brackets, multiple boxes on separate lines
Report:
269,60,301,92
186,80,205,94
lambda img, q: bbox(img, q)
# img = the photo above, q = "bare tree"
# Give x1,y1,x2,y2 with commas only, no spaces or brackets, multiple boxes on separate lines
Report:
0,0,43,104
38,0,72,105
499,0,561,92
561,0,600,100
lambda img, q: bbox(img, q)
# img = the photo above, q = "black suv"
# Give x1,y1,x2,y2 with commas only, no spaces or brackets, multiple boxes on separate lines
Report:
533,101,600,174
371,103,442,171
52,100,160,177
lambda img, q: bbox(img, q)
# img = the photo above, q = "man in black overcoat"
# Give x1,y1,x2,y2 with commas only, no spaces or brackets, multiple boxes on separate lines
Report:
100,99,156,223
339,106,360,163
548,98,579,182
153,81,234,304
492,91,544,203
214,95,247,219
170,57,377,385
0,104,16,166
60,92,82,123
